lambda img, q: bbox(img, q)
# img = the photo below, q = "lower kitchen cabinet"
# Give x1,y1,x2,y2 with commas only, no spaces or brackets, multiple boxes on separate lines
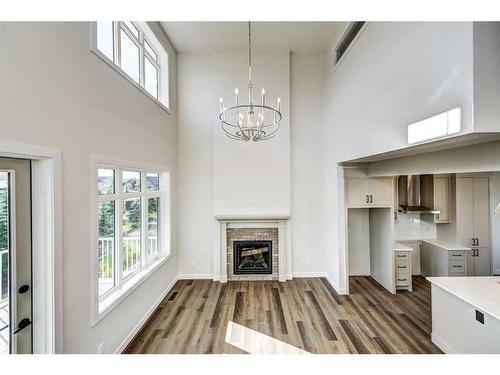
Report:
467,247,491,276
395,249,412,291
420,240,469,277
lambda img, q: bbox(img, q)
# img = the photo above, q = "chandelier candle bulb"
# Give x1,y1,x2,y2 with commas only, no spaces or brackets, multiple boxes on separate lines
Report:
261,89,265,106
235,88,239,105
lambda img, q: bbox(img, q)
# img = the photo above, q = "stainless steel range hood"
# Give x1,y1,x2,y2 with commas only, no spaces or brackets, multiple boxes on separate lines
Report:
398,175,440,215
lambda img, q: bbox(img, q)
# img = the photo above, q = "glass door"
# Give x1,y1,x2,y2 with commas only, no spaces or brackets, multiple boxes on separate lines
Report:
0,158,32,354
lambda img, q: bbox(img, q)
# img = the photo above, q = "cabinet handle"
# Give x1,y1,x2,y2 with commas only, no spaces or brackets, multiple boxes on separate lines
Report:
452,254,461,257
436,213,440,220
397,278,407,281
370,195,373,203
476,238,479,246
452,265,462,268
476,249,479,257
397,265,406,269
366,195,369,203
397,255,406,258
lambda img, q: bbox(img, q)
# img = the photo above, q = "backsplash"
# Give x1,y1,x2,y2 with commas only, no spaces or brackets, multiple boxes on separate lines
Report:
394,212,437,240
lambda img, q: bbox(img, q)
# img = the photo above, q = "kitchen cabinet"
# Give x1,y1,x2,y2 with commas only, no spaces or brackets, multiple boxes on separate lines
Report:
433,175,451,223
456,177,491,276
394,243,412,292
346,177,392,207
420,240,469,277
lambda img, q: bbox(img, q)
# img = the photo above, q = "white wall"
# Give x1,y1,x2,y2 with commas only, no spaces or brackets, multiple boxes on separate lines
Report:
212,52,291,217
347,208,370,276
177,51,327,277
177,51,291,277
323,22,474,291
290,54,325,275
0,22,178,353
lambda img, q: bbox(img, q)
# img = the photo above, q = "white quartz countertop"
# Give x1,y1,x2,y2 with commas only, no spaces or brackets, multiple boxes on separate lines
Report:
427,276,500,321
394,242,413,252
422,239,471,251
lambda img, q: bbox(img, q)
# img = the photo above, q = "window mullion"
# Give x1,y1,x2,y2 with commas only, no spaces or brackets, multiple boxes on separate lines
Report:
114,21,121,67
139,39,145,88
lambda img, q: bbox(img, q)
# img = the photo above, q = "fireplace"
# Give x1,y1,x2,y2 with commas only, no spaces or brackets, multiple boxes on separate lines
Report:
233,240,273,275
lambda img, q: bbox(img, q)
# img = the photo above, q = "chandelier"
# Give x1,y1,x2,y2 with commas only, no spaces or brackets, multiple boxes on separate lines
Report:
218,22,282,142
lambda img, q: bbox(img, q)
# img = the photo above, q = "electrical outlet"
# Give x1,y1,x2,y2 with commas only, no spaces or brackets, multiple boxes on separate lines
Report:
476,310,484,324
98,342,105,354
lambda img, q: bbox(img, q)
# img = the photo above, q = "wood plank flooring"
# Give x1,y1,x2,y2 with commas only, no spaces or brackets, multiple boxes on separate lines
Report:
124,276,442,354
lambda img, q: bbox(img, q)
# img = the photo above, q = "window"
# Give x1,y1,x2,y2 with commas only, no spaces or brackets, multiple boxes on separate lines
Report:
334,21,366,66
92,22,169,110
407,107,461,144
95,164,170,318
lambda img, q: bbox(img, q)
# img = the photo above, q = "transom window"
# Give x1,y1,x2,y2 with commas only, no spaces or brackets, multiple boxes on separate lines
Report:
92,21,169,110
96,166,165,301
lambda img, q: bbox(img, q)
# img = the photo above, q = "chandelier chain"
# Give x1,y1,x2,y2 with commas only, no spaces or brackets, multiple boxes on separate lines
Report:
248,21,252,86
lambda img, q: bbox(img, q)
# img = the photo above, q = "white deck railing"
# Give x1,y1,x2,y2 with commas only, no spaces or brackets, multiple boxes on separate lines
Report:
98,236,158,279
0,249,8,307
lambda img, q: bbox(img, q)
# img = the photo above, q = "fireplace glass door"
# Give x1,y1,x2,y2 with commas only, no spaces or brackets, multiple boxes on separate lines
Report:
233,241,272,275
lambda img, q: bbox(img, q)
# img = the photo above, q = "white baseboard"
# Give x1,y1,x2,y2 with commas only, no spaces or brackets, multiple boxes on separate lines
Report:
431,332,458,354
177,273,213,280
113,276,178,354
292,272,327,278
325,273,348,295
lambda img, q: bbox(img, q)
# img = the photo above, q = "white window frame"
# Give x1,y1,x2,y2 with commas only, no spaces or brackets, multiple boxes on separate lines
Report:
90,156,172,325
90,21,170,113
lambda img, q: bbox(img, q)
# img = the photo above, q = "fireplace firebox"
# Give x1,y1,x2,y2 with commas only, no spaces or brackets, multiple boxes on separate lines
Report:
233,240,273,275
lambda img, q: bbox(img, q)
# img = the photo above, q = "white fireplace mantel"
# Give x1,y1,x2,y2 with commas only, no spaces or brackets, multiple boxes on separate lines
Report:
214,215,292,282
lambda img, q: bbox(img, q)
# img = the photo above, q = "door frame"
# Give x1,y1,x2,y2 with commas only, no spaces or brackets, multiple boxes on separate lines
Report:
0,140,62,353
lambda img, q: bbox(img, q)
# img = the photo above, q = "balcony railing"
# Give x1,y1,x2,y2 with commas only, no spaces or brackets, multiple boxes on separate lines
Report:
98,236,158,280
1,248,8,308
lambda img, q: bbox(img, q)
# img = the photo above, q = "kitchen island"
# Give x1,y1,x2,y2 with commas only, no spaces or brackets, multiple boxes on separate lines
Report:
427,276,500,353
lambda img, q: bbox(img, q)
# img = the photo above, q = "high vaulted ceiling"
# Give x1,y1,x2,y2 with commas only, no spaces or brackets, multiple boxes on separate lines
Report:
160,22,347,53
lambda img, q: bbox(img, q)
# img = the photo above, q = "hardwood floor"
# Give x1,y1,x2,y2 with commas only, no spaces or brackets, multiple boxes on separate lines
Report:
124,276,442,354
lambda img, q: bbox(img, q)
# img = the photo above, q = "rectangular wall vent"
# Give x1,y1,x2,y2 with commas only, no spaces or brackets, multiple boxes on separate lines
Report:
335,21,366,65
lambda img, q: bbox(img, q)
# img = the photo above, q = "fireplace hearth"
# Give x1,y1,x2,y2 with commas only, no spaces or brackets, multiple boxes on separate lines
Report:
233,240,273,275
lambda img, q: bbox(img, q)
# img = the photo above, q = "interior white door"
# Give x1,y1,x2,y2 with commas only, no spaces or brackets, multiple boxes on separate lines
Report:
369,178,392,206
456,177,474,247
473,177,490,247
346,178,369,206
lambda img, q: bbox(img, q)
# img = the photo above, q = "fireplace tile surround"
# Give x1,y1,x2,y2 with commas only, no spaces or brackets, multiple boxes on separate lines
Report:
215,215,292,282
227,228,278,280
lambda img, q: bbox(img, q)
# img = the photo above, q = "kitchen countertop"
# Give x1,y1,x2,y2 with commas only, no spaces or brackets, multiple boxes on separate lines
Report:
394,242,413,252
427,276,500,321
422,239,471,251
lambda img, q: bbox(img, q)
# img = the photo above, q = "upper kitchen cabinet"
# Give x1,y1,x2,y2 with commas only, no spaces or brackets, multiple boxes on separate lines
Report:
396,174,451,222
433,175,452,223
346,177,392,207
